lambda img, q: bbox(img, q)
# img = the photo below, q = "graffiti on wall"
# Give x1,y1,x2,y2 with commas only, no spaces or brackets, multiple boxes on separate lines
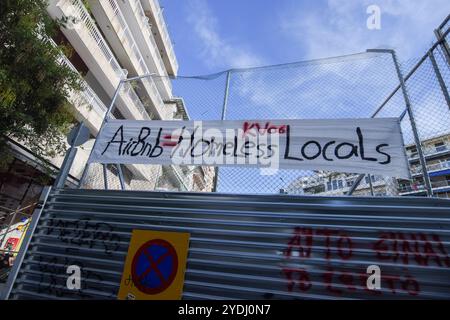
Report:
281,226,450,297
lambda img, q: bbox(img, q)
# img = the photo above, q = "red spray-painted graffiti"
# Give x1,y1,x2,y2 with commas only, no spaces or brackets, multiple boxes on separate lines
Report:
242,122,287,137
281,227,450,297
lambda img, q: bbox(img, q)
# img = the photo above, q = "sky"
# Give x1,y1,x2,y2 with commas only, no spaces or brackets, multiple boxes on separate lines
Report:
160,0,450,75
155,1,450,193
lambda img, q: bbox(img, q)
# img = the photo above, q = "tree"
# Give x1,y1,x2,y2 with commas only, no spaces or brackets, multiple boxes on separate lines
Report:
0,0,81,169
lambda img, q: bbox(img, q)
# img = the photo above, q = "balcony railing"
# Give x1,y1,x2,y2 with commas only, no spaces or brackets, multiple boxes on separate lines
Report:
170,165,192,191
104,0,166,118
399,179,450,193
432,179,450,189
146,0,178,74
130,0,168,77
64,62,109,121
120,82,151,120
49,38,108,123
406,143,450,159
410,160,450,175
62,0,150,120
130,0,173,98
69,0,125,79
398,184,427,193
428,160,450,171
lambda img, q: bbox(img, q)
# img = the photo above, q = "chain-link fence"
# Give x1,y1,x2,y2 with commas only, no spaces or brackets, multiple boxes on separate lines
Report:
78,18,450,198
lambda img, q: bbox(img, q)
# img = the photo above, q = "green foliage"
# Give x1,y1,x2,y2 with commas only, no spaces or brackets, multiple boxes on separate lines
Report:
0,0,81,168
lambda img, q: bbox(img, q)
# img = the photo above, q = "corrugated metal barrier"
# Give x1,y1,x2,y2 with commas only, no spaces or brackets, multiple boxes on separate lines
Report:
4,187,450,299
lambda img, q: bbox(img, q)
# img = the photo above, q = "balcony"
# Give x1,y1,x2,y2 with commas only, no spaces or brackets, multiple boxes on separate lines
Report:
48,0,150,120
170,165,193,191
48,37,107,132
55,57,157,184
428,160,450,173
88,0,168,120
141,0,178,76
410,160,450,176
406,143,450,161
117,0,172,100
398,179,450,195
398,184,427,195
431,179,450,190
58,52,107,134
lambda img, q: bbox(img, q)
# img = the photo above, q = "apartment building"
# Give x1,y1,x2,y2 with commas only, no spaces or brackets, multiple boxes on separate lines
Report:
284,171,397,197
397,133,450,198
285,133,450,198
1,0,214,230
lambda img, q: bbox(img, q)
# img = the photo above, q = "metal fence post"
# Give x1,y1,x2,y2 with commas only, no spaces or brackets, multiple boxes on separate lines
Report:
434,15,450,66
368,175,375,196
347,175,365,195
350,49,434,197
103,164,109,190
389,50,433,197
54,122,87,189
78,79,124,189
429,50,450,110
212,71,231,193
117,164,126,190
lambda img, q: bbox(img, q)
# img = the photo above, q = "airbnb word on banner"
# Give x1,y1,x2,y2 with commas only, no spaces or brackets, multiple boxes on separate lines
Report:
89,118,410,178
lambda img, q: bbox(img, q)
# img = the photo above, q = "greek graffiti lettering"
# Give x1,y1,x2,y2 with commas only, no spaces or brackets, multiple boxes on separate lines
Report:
281,227,448,297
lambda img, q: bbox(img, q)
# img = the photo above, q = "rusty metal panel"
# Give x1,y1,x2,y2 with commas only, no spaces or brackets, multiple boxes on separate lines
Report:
7,188,450,299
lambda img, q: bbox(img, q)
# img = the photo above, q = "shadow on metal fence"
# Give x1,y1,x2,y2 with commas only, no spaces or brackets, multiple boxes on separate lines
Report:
77,17,450,198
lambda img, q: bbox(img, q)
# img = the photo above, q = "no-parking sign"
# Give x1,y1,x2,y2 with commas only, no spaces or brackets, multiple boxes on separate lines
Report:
118,230,190,300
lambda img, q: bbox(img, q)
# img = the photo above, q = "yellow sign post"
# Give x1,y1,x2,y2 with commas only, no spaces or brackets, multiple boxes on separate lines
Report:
118,229,190,300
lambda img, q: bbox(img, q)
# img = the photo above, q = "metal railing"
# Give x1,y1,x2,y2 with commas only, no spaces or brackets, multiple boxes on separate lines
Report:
148,0,178,73
104,0,166,118
427,160,450,172
407,143,450,160
130,0,169,79
411,159,450,175
66,0,151,120
399,179,450,194
400,178,450,192
119,82,151,120
69,0,125,79
59,57,108,119
131,0,173,97
170,165,192,191
398,184,427,194
48,38,108,121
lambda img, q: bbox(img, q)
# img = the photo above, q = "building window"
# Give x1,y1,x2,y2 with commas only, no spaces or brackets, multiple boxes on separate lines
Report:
408,146,418,158
327,179,343,191
365,175,381,184
435,141,446,152
332,180,338,190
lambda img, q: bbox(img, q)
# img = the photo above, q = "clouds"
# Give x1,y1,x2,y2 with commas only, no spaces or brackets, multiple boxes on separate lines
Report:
280,0,450,60
184,0,449,70
185,0,264,70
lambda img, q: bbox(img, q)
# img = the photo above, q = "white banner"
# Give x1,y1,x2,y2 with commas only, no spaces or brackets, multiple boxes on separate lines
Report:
89,118,410,178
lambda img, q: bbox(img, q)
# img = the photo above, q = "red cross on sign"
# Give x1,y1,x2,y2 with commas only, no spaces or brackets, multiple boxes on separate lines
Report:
118,230,190,300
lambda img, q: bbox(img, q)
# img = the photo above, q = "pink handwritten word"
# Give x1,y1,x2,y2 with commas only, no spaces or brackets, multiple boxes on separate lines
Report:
242,122,287,137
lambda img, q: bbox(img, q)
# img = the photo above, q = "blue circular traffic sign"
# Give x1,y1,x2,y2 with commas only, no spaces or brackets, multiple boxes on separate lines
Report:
131,239,178,294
